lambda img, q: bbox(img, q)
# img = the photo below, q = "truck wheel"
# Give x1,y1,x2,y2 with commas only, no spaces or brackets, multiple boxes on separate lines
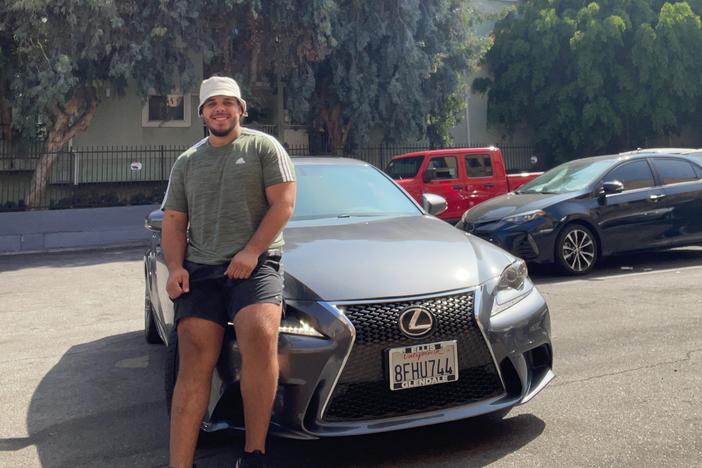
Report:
555,223,598,275
145,286,163,345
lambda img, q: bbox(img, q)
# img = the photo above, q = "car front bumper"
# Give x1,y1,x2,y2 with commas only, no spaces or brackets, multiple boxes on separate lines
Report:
459,219,559,264
203,287,553,439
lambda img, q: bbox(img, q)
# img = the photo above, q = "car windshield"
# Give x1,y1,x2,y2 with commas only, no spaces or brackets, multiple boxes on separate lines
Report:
385,156,423,179
291,163,421,220
516,158,615,194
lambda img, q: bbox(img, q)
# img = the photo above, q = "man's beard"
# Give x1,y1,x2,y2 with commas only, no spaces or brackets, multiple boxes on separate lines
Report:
208,124,237,137
205,116,239,137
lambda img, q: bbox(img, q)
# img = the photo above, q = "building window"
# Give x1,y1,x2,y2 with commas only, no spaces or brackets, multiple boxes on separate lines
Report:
142,93,191,128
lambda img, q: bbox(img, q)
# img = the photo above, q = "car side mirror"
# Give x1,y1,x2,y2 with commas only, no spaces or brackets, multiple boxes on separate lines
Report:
600,180,624,195
145,209,163,232
423,167,437,183
422,193,448,216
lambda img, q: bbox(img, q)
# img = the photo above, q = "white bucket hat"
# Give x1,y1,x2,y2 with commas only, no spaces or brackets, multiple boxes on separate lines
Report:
198,76,247,116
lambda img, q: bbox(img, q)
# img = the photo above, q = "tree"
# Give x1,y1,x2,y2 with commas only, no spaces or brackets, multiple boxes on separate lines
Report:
216,0,484,151
286,0,484,150
2,0,485,208
0,0,205,208
476,0,702,164
201,0,337,114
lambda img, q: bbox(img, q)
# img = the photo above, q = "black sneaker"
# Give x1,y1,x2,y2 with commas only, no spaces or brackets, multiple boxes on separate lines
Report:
235,450,267,468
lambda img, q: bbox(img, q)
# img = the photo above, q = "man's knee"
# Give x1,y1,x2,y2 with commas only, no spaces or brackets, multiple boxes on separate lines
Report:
177,317,224,371
235,304,281,353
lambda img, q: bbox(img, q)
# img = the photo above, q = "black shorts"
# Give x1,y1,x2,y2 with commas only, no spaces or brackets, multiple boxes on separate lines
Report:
173,251,284,328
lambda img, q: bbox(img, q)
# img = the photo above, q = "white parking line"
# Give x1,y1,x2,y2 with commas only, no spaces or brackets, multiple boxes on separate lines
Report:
541,263,702,286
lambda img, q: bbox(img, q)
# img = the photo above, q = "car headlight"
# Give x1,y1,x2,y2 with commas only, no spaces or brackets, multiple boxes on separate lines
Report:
279,310,325,337
503,209,546,224
491,259,533,316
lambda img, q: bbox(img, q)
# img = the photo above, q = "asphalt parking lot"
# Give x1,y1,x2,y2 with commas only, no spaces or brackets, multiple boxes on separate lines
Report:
1,246,701,467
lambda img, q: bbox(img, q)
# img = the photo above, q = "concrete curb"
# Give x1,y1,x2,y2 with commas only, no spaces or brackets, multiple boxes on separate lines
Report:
0,240,150,257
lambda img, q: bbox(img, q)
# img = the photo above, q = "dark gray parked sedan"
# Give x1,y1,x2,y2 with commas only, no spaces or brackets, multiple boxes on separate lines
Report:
143,158,553,439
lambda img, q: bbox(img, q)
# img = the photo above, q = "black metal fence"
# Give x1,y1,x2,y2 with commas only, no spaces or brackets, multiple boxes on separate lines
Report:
0,142,538,212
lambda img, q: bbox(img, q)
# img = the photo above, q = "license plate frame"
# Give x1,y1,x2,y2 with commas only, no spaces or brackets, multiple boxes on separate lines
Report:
388,340,459,391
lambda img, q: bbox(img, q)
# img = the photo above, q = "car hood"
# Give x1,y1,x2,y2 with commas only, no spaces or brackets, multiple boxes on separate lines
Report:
463,191,582,223
282,215,514,301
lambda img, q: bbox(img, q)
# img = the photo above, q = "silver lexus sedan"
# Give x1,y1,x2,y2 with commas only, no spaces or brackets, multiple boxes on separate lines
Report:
143,158,554,439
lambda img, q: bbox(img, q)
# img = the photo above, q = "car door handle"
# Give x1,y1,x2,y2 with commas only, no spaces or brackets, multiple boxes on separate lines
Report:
648,194,666,202
452,185,463,190
484,183,495,188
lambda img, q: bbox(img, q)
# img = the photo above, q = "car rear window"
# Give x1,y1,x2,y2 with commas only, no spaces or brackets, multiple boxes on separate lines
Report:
465,154,493,178
686,154,702,176
385,156,424,180
651,158,698,184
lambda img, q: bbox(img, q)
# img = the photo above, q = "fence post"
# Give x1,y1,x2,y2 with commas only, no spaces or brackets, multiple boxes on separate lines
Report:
73,149,80,185
160,145,165,180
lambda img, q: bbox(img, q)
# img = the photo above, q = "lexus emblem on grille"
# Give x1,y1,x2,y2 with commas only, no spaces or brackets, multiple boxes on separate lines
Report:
398,306,434,338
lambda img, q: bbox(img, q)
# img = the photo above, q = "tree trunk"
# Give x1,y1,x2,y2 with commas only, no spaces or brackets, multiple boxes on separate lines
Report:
25,91,98,209
321,105,342,156
247,13,263,86
317,79,351,156
213,17,234,77
0,95,11,142
25,150,60,210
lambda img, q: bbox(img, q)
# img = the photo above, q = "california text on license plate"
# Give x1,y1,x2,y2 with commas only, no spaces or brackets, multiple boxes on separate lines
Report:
388,340,459,391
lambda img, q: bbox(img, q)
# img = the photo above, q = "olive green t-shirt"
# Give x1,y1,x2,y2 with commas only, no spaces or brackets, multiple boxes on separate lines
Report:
161,128,296,264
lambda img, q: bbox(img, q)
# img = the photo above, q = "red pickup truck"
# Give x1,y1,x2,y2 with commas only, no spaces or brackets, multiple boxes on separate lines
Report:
385,147,542,222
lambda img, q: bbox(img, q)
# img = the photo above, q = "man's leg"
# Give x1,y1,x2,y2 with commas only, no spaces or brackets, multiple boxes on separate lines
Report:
170,317,225,468
233,303,282,453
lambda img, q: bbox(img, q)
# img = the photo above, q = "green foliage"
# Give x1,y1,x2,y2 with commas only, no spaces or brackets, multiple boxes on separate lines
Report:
480,0,702,163
1,0,484,151
279,0,485,148
0,0,204,141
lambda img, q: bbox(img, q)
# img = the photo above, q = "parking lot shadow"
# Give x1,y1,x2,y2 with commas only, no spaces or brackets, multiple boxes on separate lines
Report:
0,332,170,468
191,406,545,467
260,412,546,467
0,328,546,467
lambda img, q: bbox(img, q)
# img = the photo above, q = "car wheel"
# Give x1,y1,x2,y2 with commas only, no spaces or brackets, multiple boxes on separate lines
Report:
555,223,598,275
144,285,163,345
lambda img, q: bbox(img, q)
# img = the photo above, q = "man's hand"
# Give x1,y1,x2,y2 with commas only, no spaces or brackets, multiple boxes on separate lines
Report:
225,247,259,279
166,267,190,300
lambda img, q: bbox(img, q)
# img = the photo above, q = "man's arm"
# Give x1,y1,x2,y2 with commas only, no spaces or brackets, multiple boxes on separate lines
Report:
225,181,296,279
162,209,190,298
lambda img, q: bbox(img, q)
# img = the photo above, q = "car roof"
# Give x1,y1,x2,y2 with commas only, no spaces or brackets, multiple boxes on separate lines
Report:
565,149,702,166
391,147,499,159
618,147,702,156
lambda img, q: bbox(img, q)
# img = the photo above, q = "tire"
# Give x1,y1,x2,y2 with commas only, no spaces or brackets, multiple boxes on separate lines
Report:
555,223,599,275
144,285,163,345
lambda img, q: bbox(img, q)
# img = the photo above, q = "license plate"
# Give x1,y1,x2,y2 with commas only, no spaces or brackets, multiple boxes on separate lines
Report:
388,340,459,391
